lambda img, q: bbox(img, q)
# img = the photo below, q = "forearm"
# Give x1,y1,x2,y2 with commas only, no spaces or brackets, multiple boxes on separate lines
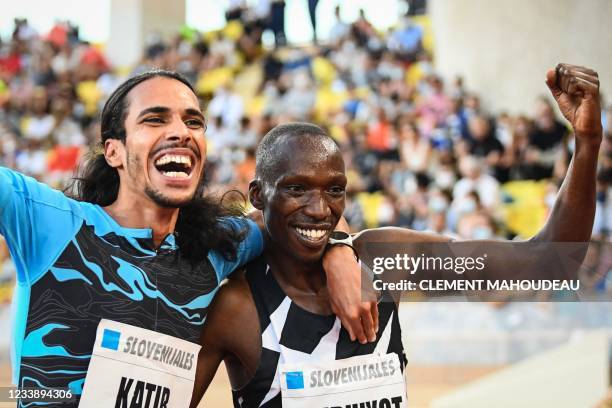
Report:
323,216,377,343
190,350,224,408
532,139,600,242
322,216,355,281
322,217,359,284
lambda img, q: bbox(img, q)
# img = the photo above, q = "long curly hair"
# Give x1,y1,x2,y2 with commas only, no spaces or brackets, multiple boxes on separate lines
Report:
70,70,248,265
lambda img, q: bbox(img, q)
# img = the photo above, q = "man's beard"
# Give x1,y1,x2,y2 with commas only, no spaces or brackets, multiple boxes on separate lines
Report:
127,150,203,209
144,185,195,208
143,171,206,208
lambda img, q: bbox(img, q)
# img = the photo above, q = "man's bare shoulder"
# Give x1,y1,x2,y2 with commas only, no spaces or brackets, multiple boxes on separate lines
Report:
202,268,262,376
201,270,256,342
212,270,253,318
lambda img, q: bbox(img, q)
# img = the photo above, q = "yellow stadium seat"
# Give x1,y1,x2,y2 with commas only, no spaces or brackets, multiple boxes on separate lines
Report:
314,88,348,121
232,63,262,100
223,21,244,42
196,67,234,95
406,62,426,87
329,124,348,144
411,15,434,54
356,192,386,229
311,56,337,85
76,81,103,116
246,95,266,117
501,180,548,238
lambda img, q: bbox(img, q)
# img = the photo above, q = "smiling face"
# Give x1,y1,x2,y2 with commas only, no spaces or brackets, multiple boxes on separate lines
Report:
251,134,346,264
105,76,207,208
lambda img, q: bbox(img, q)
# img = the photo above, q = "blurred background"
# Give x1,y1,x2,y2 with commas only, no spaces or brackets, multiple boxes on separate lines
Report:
1,0,612,406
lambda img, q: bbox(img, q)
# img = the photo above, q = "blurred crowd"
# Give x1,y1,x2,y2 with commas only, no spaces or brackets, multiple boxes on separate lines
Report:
1,4,612,253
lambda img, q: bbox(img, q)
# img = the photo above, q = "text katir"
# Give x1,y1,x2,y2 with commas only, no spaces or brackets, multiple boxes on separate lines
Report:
114,376,170,408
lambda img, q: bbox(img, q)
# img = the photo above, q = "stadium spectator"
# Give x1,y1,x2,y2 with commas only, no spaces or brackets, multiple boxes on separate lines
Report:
454,156,500,209
269,0,287,47
0,11,607,244
328,5,350,45
527,96,568,179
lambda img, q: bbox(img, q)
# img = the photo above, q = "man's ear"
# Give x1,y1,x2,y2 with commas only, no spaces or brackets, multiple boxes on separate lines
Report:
249,180,264,210
104,139,124,169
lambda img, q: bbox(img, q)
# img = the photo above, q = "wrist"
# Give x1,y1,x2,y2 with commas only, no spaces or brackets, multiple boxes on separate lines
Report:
575,130,603,150
327,231,359,261
575,136,602,156
323,244,358,272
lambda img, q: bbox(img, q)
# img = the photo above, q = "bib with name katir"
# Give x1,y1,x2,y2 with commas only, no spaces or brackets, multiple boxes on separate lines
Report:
79,319,201,408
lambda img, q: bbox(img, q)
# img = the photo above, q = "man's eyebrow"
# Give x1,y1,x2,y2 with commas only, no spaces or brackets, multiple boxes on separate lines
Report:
136,106,170,119
185,108,205,121
278,172,347,183
136,106,205,121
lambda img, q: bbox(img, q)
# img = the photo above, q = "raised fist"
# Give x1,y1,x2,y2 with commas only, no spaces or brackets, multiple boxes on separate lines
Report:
545,63,602,146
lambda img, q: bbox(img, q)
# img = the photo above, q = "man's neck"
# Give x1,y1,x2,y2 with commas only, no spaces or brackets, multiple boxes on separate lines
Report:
104,192,179,248
265,243,332,315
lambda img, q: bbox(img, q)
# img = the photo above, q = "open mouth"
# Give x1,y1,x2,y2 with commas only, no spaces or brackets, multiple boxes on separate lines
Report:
293,227,329,243
154,153,193,179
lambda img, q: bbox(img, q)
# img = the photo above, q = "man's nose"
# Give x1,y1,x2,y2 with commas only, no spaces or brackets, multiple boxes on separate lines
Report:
303,191,331,220
166,117,192,143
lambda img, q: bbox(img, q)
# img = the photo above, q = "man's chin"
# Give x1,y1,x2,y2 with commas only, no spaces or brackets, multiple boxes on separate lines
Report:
292,248,326,265
145,186,195,209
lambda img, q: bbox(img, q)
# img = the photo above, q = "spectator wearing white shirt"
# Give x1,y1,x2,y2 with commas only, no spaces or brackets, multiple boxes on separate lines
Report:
328,5,350,45
207,85,244,129
453,155,500,210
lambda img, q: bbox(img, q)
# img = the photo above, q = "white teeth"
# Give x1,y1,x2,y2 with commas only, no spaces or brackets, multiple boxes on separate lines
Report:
155,154,192,168
295,228,327,239
162,171,189,178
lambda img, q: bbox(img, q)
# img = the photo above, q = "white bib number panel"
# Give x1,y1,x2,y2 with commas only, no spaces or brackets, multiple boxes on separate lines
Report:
279,353,407,408
79,319,201,408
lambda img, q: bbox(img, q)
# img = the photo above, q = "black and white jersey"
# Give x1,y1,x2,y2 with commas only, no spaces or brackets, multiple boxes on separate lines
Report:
232,256,406,407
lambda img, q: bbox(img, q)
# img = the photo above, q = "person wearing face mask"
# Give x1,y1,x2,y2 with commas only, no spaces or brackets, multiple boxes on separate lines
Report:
457,211,496,240
456,191,481,214
426,190,455,237
434,160,457,190
448,190,485,232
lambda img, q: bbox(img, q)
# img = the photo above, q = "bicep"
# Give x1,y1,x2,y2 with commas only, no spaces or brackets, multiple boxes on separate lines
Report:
354,227,452,249
190,328,226,408
192,277,255,405
354,227,453,270
191,289,234,408
354,227,455,291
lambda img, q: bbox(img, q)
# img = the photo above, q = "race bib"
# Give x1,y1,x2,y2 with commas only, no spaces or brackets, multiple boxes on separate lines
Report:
279,353,407,408
79,319,201,408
